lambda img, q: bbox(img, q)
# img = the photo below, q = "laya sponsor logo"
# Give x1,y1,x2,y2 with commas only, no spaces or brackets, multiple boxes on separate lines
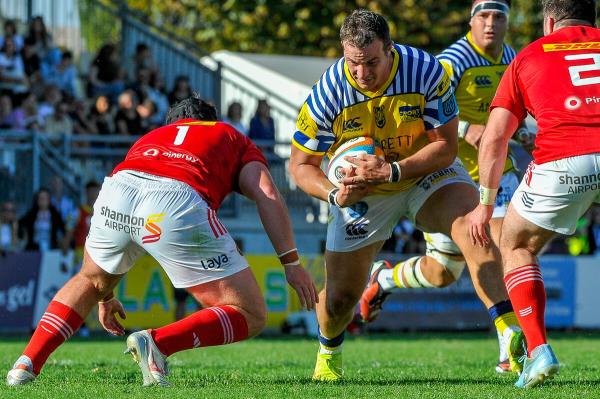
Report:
345,220,369,240
418,167,458,190
101,206,145,235
559,173,600,194
142,213,166,244
199,254,229,270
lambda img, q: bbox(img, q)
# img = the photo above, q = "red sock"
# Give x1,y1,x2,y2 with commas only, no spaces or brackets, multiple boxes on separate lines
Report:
504,264,547,354
23,301,84,374
151,306,249,357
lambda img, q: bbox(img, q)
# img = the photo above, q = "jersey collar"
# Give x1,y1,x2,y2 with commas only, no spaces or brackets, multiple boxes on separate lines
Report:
344,46,399,98
466,31,504,65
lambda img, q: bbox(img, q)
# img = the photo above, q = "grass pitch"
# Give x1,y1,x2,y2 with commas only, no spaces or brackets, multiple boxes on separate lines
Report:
1,332,599,399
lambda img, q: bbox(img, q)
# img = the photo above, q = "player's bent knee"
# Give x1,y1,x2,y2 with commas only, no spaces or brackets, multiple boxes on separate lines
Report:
237,302,267,338
74,270,115,299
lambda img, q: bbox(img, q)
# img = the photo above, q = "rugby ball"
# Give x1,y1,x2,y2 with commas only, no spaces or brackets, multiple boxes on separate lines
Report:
326,137,384,187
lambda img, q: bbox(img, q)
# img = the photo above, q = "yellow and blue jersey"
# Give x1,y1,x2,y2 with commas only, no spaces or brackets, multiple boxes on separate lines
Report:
293,43,458,194
437,32,517,181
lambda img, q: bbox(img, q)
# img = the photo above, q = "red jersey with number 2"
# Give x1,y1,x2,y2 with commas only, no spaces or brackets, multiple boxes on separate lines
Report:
111,119,267,209
492,26,600,164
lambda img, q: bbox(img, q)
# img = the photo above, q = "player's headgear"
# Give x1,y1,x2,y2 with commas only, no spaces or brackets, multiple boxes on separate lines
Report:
165,94,218,124
542,0,596,26
340,9,392,49
471,0,510,18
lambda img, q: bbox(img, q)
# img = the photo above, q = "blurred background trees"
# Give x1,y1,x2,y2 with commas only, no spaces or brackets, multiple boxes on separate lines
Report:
119,0,564,56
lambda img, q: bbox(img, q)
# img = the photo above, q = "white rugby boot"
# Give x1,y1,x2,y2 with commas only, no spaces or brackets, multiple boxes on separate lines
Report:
125,330,170,387
6,355,37,386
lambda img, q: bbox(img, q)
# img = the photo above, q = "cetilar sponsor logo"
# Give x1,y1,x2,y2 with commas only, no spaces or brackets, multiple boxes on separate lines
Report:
142,213,166,244
143,148,200,163
559,173,600,194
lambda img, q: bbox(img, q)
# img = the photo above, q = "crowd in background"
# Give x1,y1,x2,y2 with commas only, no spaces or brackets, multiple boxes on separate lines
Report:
0,15,598,259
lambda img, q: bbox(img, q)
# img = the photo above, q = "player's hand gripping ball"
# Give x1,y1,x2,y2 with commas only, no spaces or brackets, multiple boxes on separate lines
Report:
326,137,384,187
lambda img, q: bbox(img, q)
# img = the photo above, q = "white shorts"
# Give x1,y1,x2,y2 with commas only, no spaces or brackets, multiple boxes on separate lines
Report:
326,159,475,252
512,154,600,235
425,171,519,255
86,170,248,288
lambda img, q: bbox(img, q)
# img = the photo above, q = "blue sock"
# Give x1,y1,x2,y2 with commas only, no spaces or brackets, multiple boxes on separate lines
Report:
488,300,514,321
318,328,344,354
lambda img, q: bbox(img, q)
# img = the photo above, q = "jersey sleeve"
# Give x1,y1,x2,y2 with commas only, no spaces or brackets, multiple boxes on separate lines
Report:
240,134,268,167
423,58,458,130
490,59,527,121
292,71,338,156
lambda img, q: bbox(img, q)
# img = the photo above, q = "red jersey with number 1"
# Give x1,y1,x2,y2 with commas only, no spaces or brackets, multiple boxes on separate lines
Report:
492,25,600,164
111,119,267,209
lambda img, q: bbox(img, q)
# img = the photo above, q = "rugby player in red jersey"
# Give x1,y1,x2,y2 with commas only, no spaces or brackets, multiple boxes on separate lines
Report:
7,95,317,387
466,0,600,388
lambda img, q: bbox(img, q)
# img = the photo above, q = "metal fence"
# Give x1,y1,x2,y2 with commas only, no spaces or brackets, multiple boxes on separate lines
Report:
0,130,316,218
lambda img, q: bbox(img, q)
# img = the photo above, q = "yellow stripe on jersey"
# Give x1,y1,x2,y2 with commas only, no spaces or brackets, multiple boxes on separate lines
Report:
543,42,600,52
438,33,517,182
293,44,458,194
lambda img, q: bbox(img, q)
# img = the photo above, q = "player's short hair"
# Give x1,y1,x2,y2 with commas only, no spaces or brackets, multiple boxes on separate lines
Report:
340,9,392,49
165,94,218,124
542,0,596,25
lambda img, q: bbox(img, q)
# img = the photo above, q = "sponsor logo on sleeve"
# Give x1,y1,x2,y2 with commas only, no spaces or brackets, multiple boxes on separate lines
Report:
442,95,458,118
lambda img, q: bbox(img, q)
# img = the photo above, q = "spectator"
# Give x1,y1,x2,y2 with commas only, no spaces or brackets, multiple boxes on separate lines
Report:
45,101,73,139
71,99,98,135
19,187,65,251
90,95,114,134
50,175,77,230
0,19,24,52
148,74,169,125
115,90,142,135
44,50,77,98
38,84,62,122
8,92,43,130
70,180,100,250
130,42,159,81
88,43,125,103
21,37,42,96
0,200,19,252
223,101,247,135
0,94,13,128
168,75,192,105
25,16,53,61
0,37,28,95
249,99,275,153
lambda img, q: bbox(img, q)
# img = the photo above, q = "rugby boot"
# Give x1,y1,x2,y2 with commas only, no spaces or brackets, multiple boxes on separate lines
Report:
359,260,393,323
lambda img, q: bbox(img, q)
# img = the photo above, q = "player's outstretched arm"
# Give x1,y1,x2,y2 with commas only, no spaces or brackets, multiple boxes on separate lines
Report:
467,107,519,247
239,161,318,310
